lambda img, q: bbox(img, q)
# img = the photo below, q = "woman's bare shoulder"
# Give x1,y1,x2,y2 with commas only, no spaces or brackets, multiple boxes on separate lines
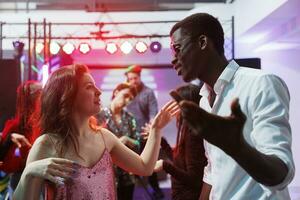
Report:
26,133,58,164
98,128,119,152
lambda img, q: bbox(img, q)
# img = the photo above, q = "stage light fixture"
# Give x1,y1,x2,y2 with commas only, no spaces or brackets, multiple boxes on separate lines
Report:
150,41,161,53
50,42,60,55
13,41,25,50
106,42,118,54
62,42,75,55
135,41,147,53
79,43,91,54
13,41,25,58
120,41,133,54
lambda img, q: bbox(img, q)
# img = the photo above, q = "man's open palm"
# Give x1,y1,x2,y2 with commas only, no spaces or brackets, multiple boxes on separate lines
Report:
179,99,246,155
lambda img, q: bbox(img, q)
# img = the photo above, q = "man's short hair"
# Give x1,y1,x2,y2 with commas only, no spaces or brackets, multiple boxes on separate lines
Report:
170,13,224,56
125,65,142,76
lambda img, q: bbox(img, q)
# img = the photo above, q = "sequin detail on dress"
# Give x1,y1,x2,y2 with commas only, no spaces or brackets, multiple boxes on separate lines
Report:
46,149,116,200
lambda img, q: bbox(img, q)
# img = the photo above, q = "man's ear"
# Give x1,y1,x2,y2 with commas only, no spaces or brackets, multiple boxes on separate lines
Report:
198,35,207,50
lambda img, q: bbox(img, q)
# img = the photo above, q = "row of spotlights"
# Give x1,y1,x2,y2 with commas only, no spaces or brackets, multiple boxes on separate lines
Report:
106,41,159,55
36,42,90,55
36,41,161,55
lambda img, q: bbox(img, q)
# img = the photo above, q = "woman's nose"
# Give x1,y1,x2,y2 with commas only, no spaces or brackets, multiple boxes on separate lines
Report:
95,87,101,96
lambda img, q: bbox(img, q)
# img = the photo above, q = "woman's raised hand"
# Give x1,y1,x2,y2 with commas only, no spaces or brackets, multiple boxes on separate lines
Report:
151,101,180,131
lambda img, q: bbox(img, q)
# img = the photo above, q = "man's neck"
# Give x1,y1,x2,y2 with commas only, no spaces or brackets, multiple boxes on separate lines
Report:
136,82,144,93
202,55,228,89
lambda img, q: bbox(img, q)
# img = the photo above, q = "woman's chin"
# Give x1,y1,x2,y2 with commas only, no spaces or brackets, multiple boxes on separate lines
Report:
92,106,101,115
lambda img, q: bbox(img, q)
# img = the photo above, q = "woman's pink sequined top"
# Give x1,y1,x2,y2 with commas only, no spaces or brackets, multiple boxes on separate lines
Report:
45,139,116,200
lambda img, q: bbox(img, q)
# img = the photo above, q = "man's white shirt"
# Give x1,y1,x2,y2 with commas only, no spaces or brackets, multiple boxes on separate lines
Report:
200,60,295,200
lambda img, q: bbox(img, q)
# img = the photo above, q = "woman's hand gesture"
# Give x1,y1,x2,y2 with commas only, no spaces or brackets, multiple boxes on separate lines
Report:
151,101,180,131
25,158,77,185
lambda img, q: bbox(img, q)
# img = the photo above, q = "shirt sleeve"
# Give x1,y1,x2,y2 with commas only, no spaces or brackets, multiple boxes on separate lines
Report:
250,74,295,190
202,140,213,185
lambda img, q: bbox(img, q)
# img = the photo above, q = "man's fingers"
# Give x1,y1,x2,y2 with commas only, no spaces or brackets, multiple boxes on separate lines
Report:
179,100,208,120
179,100,207,136
230,98,246,123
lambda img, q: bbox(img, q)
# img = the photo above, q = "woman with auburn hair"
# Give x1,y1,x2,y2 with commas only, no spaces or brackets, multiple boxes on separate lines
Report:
13,64,179,200
0,81,42,190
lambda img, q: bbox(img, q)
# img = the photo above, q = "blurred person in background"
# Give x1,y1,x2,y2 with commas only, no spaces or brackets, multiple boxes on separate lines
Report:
96,82,140,200
125,65,164,199
0,81,42,191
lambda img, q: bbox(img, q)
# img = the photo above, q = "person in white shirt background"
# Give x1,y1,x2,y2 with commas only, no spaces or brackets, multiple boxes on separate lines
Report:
170,13,295,199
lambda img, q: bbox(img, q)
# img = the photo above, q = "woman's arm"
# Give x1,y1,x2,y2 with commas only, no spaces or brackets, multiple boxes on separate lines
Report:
140,124,174,160
13,135,75,200
107,101,179,176
120,136,139,150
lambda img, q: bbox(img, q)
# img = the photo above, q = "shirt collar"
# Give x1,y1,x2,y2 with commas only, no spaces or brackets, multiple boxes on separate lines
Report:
200,60,239,97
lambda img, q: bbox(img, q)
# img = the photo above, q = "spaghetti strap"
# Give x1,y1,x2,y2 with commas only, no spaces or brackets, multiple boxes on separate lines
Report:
45,128,116,200
99,129,107,149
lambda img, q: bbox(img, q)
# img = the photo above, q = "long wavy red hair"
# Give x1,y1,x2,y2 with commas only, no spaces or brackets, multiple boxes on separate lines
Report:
40,64,98,157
